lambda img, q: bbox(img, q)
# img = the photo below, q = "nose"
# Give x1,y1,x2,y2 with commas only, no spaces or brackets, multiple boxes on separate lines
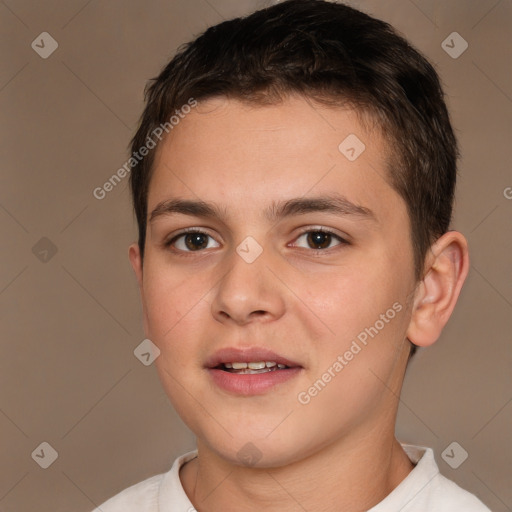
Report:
210,247,286,326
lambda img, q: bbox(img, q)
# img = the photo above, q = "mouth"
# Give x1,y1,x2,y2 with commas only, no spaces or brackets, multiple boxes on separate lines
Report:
215,361,290,374
205,347,303,395
206,346,302,372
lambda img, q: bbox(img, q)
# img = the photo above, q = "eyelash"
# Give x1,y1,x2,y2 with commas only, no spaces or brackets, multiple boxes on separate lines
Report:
164,227,349,254
164,227,216,249
292,227,348,251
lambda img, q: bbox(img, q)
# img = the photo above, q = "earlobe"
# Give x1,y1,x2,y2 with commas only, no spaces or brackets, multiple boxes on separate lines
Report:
407,231,469,348
128,243,144,289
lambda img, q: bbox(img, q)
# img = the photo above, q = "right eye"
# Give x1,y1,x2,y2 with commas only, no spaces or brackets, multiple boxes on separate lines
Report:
167,230,220,252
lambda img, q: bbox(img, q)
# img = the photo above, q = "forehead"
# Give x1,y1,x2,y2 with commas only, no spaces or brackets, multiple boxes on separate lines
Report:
148,95,399,221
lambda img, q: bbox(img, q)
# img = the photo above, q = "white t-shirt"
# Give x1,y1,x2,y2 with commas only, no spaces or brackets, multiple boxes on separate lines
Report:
93,444,491,511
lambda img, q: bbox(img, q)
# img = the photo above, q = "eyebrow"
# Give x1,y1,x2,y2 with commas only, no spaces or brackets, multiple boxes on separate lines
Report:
149,194,375,224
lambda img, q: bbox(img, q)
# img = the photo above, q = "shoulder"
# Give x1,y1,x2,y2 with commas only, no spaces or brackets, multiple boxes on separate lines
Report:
427,472,491,511
91,450,198,512
91,473,163,512
403,445,491,511
370,445,491,512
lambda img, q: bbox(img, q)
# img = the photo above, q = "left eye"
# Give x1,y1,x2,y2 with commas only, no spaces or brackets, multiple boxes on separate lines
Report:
293,230,344,250
172,232,220,252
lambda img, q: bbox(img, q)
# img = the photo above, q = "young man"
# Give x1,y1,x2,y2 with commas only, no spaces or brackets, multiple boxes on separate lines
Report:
95,1,490,510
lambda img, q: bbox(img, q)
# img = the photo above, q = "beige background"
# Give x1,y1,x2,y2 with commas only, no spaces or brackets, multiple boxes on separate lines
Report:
1,0,510,510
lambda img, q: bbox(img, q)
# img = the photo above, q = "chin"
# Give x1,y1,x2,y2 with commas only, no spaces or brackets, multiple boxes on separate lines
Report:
199,428,315,470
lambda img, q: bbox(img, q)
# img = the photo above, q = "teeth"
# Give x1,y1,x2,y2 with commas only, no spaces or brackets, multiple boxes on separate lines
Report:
235,368,275,374
248,361,266,370
221,361,288,371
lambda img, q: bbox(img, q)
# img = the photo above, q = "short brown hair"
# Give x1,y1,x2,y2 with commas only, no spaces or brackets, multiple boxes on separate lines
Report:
130,0,458,282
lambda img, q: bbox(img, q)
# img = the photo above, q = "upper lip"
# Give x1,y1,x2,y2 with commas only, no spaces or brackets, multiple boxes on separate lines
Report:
205,347,302,369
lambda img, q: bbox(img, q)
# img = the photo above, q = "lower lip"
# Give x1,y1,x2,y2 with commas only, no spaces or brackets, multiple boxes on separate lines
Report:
207,367,302,395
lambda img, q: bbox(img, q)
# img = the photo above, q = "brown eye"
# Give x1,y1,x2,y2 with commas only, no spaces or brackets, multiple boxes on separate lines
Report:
171,231,220,252
306,231,332,249
184,233,209,250
294,230,345,250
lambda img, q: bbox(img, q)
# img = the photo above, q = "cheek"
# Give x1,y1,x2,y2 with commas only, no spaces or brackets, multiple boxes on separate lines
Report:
142,269,211,411
296,256,412,370
142,264,209,347
297,266,398,335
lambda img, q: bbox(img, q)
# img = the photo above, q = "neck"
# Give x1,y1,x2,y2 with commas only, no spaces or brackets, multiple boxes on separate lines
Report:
180,430,414,512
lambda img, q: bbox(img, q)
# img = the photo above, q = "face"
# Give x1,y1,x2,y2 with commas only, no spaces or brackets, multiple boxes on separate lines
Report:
130,95,418,468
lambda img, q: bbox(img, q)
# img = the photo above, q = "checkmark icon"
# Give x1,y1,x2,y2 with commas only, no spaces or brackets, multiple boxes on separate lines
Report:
31,442,58,469
237,442,263,466
134,339,161,366
31,32,58,59
236,236,263,263
441,441,468,469
441,32,468,59
338,134,365,161
32,237,58,263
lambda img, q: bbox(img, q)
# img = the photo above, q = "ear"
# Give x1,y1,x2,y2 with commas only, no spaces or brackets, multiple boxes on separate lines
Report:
407,231,469,347
128,243,143,289
129,243,151,337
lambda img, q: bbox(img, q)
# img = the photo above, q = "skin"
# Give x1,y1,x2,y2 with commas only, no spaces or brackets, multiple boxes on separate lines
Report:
129,95,469,511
